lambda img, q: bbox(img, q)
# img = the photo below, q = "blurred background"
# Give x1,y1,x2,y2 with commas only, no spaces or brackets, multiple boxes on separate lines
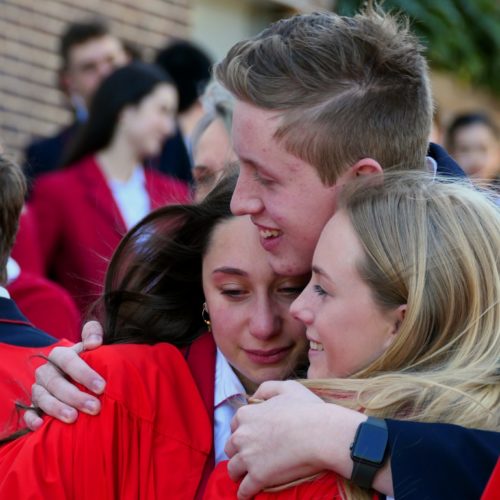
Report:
1,0,499,163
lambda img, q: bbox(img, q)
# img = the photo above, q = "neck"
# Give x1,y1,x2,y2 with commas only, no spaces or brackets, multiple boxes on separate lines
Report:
97,136,140,182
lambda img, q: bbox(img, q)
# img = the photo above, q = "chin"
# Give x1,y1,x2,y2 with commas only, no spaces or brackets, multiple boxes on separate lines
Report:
307,365,326,379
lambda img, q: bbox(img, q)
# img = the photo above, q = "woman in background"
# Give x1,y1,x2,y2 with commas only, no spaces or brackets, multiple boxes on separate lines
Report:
29,62,189,317
446,112,500,188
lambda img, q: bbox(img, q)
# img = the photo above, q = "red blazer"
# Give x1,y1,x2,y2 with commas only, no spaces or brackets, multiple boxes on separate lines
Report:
0,339,70,438
183,332,217,499
29,155,190,317
8,271,81,342
0,343,212,499
206,463,347,499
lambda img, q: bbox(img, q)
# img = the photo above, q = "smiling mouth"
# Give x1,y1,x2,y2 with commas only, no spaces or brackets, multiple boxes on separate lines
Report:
254,223,282,240
309,340,324,351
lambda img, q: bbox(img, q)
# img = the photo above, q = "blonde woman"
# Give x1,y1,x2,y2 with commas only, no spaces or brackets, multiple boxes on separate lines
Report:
210,172,500,499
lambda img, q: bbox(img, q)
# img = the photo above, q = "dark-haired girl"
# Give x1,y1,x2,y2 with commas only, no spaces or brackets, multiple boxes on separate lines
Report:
29,62,189,316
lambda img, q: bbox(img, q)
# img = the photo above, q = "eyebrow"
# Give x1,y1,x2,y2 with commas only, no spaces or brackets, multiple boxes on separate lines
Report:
312,265,333,282
212,267,248,277
239,156,268,172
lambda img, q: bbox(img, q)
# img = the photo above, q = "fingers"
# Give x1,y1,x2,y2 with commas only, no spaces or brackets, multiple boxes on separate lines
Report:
237,472,263,500
34,363,101,416
31,383,80,422
23,407,44,431
81,320,104,350
252,380,290,400
47,345,105,394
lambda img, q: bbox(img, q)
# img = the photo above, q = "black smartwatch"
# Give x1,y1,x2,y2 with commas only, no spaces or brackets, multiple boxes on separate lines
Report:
350,417,389,490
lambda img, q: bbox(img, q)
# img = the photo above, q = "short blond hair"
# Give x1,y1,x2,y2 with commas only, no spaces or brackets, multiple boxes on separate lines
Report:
215,6,432,185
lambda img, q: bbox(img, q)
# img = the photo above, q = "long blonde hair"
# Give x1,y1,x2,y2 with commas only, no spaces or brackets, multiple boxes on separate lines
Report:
303,172,500,497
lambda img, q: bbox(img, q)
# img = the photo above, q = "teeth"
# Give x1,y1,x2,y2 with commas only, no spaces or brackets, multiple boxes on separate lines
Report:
310,341,324,351
261,229,281,239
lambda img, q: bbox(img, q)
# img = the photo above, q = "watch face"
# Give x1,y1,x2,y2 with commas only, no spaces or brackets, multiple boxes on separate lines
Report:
351,424,387,463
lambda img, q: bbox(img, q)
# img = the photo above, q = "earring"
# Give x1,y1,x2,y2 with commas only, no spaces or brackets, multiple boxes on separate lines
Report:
202,302,211,331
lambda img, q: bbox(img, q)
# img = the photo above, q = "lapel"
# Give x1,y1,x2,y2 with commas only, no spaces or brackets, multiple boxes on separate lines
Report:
77,156,127,237
0,297,34,328
183,332,216,500
144,168,168,211
184,331,216,422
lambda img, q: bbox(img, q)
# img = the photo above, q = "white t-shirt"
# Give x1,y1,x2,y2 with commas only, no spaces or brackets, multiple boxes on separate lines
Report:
108,167,150,229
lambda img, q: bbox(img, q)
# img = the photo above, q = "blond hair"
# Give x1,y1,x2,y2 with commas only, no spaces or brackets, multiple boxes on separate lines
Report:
303,172,500,497
215,6,432,185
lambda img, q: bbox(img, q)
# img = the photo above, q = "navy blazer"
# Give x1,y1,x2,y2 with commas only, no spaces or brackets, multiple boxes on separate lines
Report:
429,142,466,178
387,419,500,499
0,297,57,347
24,123,80,188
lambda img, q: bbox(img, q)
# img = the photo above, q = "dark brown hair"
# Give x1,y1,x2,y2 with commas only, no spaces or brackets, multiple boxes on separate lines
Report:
0,155,26,283
60,19,111,70
94,173,237,347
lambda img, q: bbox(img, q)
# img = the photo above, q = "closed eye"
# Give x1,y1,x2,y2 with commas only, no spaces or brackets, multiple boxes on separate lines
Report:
313,284,327,297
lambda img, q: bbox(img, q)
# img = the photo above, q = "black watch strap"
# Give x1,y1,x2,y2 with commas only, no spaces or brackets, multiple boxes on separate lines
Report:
350,417,389,490
351,459,379,490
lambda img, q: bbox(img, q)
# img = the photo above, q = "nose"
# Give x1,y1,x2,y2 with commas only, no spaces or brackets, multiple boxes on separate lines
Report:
289,287,314,326
249,296,281,340
230,167,264,216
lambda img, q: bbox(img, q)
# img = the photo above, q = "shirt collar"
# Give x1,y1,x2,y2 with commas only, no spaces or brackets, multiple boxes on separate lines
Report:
214,348,246,408
425,155,438,179
6,257,20,286
108,165,145,189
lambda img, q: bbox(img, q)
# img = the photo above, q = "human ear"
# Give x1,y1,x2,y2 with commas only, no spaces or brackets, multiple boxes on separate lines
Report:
351,158,383,177
391,304,407,335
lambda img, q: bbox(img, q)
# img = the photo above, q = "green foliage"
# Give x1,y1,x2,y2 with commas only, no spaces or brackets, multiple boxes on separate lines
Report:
336,0,500,95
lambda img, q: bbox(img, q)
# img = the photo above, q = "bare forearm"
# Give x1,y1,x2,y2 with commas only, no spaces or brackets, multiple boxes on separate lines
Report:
311,404,394,496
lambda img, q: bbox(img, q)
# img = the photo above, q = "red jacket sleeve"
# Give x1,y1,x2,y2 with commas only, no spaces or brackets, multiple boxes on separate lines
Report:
205,462,344,499
0,343,212,499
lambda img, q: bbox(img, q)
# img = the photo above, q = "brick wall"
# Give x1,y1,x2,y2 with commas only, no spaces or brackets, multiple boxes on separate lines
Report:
0,0,191,163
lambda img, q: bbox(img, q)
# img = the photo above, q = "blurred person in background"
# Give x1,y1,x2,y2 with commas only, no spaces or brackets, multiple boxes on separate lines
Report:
191,82,236,201
446,112,500,188
24,19,129,181
154,40,213,183
29,63,189,318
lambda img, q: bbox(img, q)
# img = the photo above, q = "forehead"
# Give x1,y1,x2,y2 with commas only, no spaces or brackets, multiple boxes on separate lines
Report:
232,99,317,178
231,100,284,160
455,123,497,143
315,212,363,269
204,216,271,271
142,84,177,106
68,35,123,65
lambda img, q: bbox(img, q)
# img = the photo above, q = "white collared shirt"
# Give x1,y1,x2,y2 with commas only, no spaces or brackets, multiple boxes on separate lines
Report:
0,284,10,299
6,257,20,285
108,166,150,229
214,349,246,464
